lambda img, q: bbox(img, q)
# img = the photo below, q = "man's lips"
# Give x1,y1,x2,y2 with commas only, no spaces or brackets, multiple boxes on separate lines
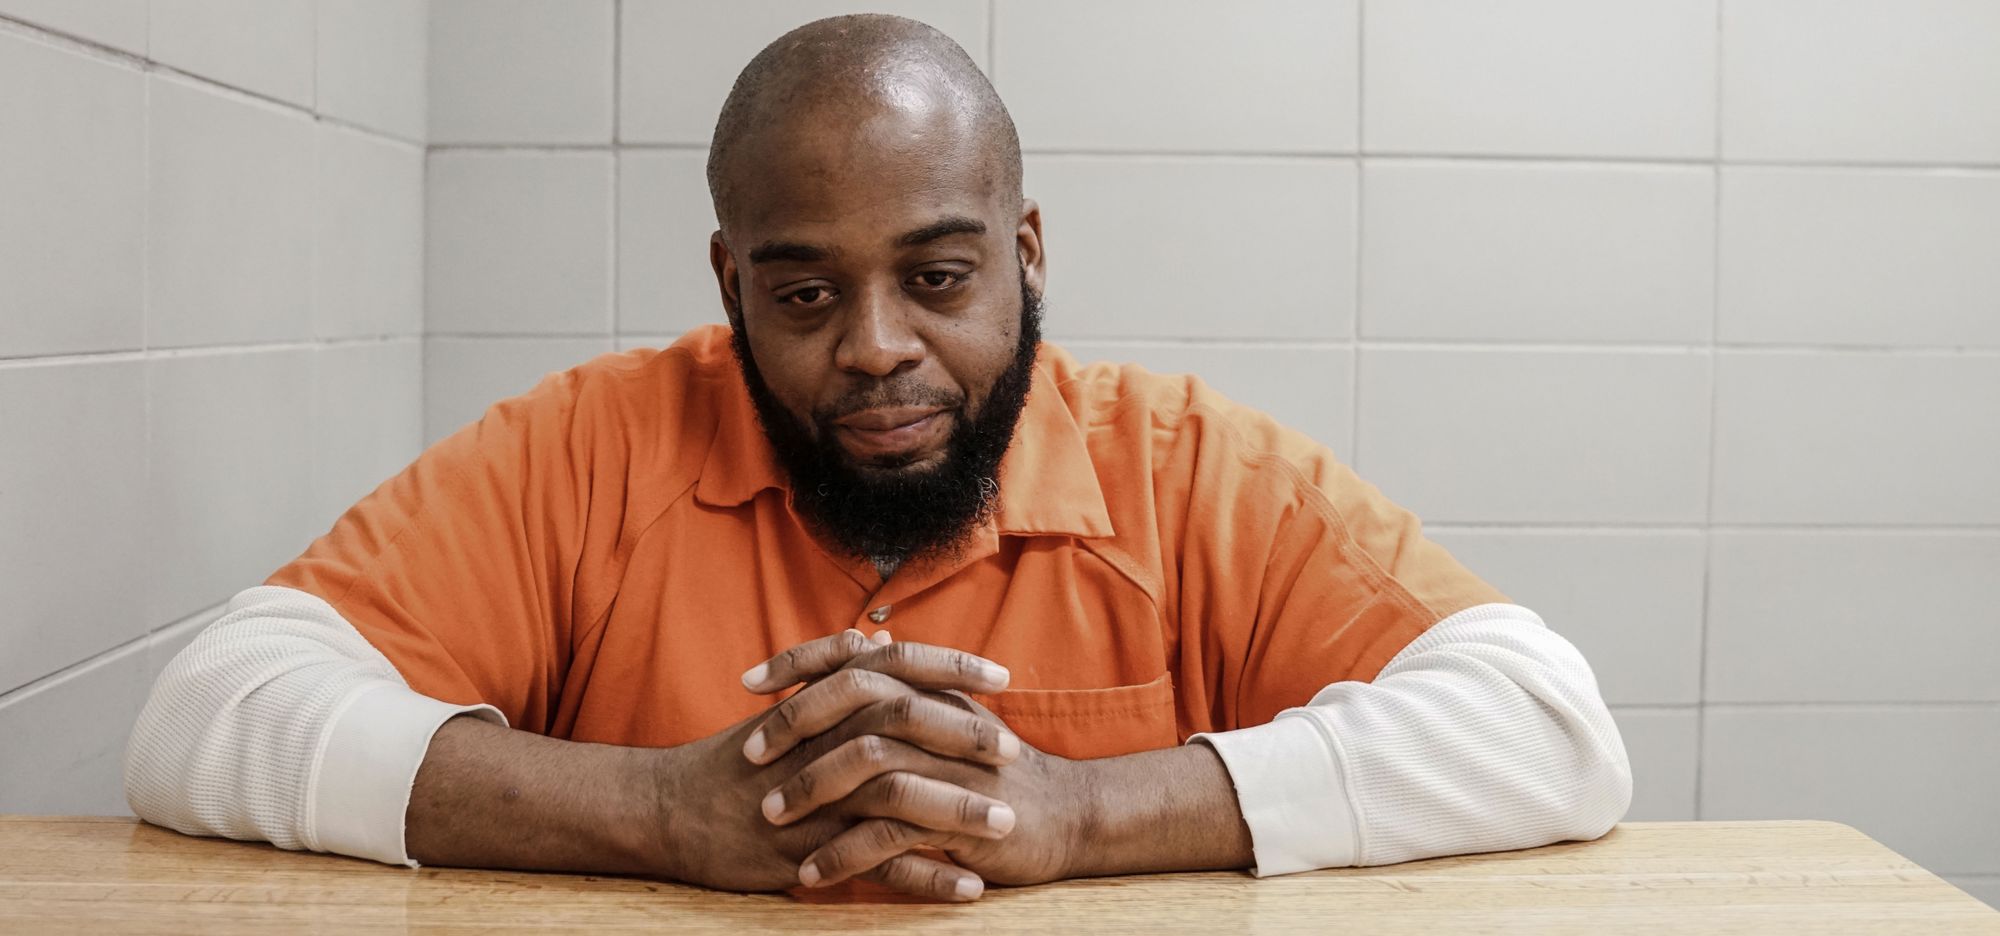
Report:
832,407,950,458
834,406,946,432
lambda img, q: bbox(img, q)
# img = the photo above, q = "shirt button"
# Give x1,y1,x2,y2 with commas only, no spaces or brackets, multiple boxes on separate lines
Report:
868,605,891,624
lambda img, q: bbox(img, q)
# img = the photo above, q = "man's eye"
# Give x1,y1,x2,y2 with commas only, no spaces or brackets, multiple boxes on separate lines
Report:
912,271,962,290
783,286,832,306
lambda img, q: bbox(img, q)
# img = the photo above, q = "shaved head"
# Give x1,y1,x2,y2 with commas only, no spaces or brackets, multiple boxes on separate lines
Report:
705,14,1022,237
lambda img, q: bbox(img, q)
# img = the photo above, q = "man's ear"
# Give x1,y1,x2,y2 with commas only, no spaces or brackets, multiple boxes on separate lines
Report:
710,230,742,326
1015,198,1045,299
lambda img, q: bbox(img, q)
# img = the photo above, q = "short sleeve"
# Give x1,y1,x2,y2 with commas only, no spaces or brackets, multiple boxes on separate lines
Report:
264,369,592,732
1164,378,1509,731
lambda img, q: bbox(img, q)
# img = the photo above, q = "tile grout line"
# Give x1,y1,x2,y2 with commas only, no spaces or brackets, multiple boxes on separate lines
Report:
1695,0,1729,822
1349,0,1366,464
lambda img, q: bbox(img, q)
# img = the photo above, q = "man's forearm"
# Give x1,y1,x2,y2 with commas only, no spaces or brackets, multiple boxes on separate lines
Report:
406,715,665,875
1063,744,1254,878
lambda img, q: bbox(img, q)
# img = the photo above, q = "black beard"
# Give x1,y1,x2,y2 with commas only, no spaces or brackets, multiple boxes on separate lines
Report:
729,269,1044,568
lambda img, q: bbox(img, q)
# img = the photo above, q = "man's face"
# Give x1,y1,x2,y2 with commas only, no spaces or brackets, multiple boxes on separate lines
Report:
709,88,1046,563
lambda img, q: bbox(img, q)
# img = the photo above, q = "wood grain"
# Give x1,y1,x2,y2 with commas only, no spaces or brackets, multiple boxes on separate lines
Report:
2,817,1995,934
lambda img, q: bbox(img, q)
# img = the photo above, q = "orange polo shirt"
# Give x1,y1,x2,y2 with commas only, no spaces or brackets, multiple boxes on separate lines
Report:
267,325,1504,760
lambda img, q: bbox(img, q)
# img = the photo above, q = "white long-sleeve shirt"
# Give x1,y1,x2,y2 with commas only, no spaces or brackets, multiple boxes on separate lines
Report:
125,583,1631,875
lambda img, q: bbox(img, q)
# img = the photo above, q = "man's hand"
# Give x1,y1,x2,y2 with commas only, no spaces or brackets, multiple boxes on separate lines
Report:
743,635,1096,891
652,629,1024,901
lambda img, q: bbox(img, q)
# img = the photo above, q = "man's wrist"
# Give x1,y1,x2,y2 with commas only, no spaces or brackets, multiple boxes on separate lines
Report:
1057,745,1254,879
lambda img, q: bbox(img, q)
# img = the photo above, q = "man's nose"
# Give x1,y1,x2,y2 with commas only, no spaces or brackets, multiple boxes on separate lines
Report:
833,284,924,378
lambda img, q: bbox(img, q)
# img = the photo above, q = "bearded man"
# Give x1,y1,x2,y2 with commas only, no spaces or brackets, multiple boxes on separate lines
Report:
125,14,1630,902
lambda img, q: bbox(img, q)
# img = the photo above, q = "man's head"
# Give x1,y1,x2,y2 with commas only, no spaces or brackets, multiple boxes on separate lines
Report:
705,14,1046,567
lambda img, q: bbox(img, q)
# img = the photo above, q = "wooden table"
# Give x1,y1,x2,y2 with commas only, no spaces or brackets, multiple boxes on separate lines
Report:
2,817,1995,934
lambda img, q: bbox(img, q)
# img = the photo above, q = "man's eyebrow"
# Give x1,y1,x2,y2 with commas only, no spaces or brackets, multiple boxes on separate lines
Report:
896,216,987,247
748,241,831,265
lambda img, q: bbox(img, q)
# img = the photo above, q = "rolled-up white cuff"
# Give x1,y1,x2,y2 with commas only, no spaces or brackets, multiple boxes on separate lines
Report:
1190,713,1358,877
308,681,506,867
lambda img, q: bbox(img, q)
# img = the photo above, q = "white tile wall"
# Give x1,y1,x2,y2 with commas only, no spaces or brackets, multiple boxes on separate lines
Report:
1426,531,1705,706
427,151,614,336
1027,156,1355,339
147,76,314,348
1712,353,2000,525
0,0,147,53
1718,168,2000,348
0,361,147,695
0,639,149,815
1721,0,2000,164
618,0,988,145
618,150,726,336
0,30,145,358
996,0,1357,154
1355,350,1712,523
312,341,423,530
146,350,319,629
148,0,314,106
0,8,429,823
316,0,429,141
1607,708,1699,822
1055,343,1354,454
1706,532,2000,704
428,0,613,145
1361,161,1714,343
424,337,614,445
314,124,425,340
1703,707,2000,874
1363,0,1716,158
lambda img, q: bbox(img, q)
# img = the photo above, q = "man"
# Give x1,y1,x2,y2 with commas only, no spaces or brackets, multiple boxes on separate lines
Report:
126,15,1629,903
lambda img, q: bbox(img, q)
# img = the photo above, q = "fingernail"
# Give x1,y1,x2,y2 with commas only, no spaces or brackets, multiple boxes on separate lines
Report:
799,861,821,887
743,730,767,762
986,804,1016,835
979,663,1010,690
761,790,785,822
955,876,982,900
997,732,1021,760
740,662,770,690
871,629,892,645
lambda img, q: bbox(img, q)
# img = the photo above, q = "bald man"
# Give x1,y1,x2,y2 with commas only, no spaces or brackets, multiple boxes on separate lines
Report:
126,15,1630,902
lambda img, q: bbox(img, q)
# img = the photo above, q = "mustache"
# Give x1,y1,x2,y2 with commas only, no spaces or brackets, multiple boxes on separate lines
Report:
814,381,965,423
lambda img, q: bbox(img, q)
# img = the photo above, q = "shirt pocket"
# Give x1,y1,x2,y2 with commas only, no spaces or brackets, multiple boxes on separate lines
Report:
970,672,1179,760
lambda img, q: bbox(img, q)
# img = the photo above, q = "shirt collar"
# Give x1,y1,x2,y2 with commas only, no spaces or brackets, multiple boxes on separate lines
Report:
693,351,1114,540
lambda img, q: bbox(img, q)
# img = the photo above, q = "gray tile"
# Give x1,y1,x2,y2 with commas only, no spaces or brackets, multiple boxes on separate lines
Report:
1427,531,1705,706
1719,168,2000,349
1707,532,2000,703
424,337,613,445
1028,155,1355,340
1722,0,2000,163
619,0,987,145
1609,708,1698,822
1055,342,1352,456
1702,706,2000,874
1712,352,2000,526
316,0,428,141
996,0,1356,153
617,150,726,336
146,350,317,629
1363,0,1716,158
1355,349,1711,523
148,0,314,106
1361,161,1713,343
426,151,613,336
147,76,314,348
312,341,423,534
0,640,149,816
0,360,147,694
0,0,148,52
429,0,613,144
0,33,144,357
314,125,425,340
1945,876,2000,912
